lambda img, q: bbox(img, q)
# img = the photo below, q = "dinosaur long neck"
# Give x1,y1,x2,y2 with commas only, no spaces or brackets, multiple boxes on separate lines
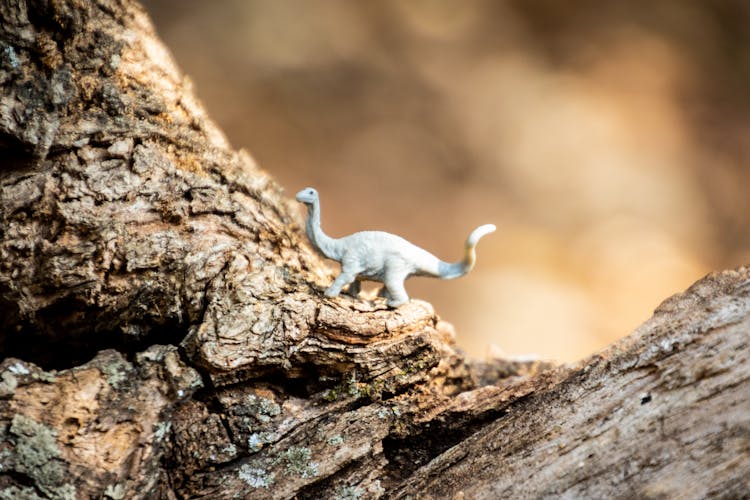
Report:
306,200,341,261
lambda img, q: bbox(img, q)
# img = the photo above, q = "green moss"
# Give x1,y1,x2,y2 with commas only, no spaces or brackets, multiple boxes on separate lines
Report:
30,371,57,383
323,388,339,402
400,354,433,378
8,414,76,500
324,372,371,402
360,379,385,400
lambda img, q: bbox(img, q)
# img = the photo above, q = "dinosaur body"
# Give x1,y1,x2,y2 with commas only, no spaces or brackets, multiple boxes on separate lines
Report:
296,187,496,307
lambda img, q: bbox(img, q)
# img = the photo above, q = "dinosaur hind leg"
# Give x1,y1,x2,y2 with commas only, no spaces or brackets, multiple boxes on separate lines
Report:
383,270,409,308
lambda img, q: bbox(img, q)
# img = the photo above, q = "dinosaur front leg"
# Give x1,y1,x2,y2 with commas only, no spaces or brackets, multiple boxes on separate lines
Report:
325,267,360,298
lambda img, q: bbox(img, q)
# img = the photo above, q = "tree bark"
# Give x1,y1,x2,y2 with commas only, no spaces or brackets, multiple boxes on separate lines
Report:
0,1,747,499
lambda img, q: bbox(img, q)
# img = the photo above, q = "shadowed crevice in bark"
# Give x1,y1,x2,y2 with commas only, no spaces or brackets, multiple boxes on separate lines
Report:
0,134,33,166
0,316,187,370
380,404,513,483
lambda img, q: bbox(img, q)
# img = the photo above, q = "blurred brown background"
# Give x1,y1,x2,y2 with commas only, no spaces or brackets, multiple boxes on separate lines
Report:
141,0,750,362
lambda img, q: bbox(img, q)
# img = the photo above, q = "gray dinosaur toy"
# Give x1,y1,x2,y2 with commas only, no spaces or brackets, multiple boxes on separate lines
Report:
296,187,496,307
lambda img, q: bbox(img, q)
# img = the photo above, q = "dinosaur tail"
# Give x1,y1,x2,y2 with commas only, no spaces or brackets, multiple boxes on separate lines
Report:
437,224,496,280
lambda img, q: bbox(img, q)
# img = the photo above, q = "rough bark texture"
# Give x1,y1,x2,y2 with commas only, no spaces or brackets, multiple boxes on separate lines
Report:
0,1,748,499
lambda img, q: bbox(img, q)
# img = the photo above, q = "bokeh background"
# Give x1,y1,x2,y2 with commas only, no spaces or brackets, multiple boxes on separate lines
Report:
141,0,750,362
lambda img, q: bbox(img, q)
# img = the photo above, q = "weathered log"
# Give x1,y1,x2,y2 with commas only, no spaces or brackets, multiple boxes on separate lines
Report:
394,269,750,499
0,1,747,498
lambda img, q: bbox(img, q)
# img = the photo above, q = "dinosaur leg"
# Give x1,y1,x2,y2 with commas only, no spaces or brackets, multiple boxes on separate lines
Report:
383,271,409,308
344,279,361,297
325,266,360,298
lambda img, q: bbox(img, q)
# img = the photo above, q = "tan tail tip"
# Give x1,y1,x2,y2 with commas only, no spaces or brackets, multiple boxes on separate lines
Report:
467,224,496,246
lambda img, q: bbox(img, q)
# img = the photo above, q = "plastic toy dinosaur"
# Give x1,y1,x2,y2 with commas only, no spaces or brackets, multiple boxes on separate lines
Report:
296,187,496,307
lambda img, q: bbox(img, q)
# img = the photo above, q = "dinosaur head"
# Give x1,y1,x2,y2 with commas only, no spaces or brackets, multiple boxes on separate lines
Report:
295,187,318,205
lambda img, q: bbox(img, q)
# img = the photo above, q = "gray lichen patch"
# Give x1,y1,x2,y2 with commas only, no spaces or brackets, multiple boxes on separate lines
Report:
247,432,270,452
10,414,62,473
99,360,129,389
0,360,44,397
0,485,42,500
136,345,204,399
7,362,30,375
244,393,281,423
103,483,127,499
278,447,319,479
0,43,21,70
238,464,275,489
153,421,171,442
327,434,344,446
0,372,18,397
221,443,237,456
334,484,363,500
7,414,76,499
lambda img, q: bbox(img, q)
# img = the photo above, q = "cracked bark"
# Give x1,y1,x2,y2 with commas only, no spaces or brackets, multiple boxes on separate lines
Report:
0,1,748,498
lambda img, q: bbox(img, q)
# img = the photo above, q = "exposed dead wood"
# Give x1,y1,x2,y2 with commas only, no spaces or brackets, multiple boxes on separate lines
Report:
0,1,747,498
